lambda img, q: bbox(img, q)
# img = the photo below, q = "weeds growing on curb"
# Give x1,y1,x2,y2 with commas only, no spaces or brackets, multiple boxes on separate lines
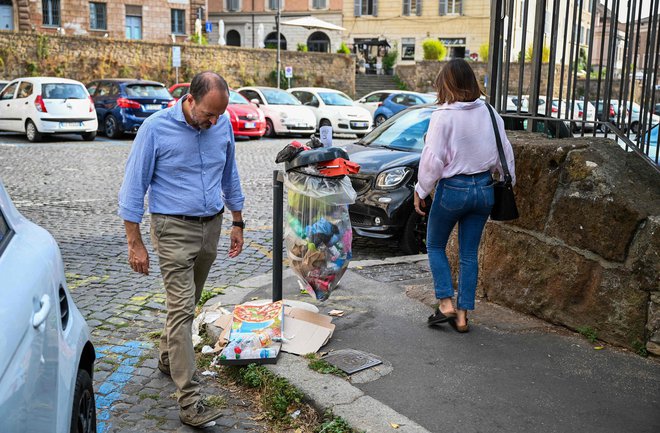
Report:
631,339,648,357
304,354,347,377
577,326,598,343
225,364,304,421
315,410,363,433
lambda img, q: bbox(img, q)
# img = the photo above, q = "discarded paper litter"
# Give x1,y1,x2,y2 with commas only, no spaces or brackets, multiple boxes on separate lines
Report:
213,300,336,365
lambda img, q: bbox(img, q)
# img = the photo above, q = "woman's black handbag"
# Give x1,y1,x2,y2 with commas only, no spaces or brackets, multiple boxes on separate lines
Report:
486,105,519,221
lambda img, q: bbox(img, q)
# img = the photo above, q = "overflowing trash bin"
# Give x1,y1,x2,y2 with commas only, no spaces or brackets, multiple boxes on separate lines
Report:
276,139,359,301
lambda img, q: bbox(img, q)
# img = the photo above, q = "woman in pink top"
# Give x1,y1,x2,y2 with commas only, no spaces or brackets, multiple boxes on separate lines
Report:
414,59,516,333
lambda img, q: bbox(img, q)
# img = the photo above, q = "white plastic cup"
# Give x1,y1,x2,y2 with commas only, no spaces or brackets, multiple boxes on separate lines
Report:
320,126,333,148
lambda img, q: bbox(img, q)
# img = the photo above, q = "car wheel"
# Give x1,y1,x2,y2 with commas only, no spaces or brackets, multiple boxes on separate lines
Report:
70,369,96,433
104,115,122,139
81,131,96,141
265,119,276,138
399,211,428,255
598,123,609,133
374,114,387,127
26,120,42,142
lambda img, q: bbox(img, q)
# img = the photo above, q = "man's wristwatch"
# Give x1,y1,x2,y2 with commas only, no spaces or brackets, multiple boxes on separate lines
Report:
232,220,246,229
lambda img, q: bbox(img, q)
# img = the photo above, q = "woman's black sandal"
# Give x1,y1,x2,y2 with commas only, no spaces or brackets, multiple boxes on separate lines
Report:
449,317,469,333
427,306,457,326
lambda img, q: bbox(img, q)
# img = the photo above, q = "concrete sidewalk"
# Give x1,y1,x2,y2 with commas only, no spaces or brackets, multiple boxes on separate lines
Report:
221,257,660,433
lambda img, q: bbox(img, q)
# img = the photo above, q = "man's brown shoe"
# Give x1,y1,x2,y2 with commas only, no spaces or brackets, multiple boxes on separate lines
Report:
179,400,223,427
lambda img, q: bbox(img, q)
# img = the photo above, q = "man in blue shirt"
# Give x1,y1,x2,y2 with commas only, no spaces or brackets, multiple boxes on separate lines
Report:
118,71,244,427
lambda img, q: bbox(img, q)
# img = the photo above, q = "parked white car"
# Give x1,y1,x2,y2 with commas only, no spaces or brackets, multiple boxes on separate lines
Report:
354,90,401,116
549,99,597,131
288,87,373,137
0,179,96,433
0,77,98,142
237,86,316,138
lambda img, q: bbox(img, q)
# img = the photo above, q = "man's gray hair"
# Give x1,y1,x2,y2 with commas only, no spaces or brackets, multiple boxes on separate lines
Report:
189,71,229,102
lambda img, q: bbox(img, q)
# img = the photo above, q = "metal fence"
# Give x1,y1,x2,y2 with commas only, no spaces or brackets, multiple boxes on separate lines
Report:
487,0,659,171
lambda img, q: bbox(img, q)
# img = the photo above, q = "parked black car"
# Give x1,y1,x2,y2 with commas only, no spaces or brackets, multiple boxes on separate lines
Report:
86,79,174,139
341,105,435,254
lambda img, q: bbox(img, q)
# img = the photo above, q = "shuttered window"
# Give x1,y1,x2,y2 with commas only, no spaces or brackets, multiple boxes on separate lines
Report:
439,0,462,16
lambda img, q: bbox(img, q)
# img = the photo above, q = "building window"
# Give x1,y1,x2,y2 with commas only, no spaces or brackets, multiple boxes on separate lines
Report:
307,31,330,53
267,0,282,11
125,5,142,40
227,30,241,46
402,38,415,60
89,2,107,30
439,0,461,16
354,0,377,16
42,0,61,26
403,0,419,16
265,32,286,50
227,0,240,12
171,9,185,34
312,0,327,9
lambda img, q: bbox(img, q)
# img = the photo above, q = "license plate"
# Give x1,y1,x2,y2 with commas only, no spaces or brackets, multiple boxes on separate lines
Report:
244,122,256,129
145,104,162,110
297,123,308,128
60,122,81,128
353,122,368,128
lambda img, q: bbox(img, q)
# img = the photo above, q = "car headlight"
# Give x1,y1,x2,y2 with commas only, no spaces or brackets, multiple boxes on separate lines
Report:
280,112,288,119
376,167,412,189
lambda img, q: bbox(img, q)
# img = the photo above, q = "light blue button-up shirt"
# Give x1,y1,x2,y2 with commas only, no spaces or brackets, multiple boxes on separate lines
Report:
118,95,244,223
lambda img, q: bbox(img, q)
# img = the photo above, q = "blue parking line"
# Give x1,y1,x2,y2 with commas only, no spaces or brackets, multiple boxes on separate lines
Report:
95,341,153,433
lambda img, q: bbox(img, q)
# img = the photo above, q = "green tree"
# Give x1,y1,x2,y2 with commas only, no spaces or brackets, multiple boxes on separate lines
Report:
297,43,308,52
422,39,447,61
525,44,550,63
336,42,350,54
382,50,398,70
479,43,489,62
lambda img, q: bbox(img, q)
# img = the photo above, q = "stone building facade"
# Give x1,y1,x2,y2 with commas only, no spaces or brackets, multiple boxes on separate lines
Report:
342,0,491,66
0,0,207,43
207,0,344,52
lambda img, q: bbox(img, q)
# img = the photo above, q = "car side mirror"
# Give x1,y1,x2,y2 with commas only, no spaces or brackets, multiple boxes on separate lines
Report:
250,99,260,106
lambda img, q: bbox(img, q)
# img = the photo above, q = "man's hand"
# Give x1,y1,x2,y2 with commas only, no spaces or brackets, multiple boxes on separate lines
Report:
124,221,149,275
414,191,426,216
229,226,244,258
128,241,150,275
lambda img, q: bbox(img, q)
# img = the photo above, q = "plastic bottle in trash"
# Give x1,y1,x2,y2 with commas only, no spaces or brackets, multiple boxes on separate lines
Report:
222,329,278,359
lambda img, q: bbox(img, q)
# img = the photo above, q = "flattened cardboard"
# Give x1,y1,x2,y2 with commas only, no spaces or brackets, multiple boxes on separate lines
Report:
213,307,336,357
281,307,335,355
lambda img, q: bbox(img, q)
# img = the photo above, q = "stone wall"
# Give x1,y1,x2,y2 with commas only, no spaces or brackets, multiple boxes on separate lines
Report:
0,32,355,95
472,133,660,355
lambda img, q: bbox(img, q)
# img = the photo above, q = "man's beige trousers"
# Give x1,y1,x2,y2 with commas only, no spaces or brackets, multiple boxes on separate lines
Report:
150,213,223,409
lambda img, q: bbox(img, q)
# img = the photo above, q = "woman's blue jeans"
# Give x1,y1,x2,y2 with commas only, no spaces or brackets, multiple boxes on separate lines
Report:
426,171,494,310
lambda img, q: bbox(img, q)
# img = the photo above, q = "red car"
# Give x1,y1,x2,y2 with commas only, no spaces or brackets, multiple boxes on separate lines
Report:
168,83,266,139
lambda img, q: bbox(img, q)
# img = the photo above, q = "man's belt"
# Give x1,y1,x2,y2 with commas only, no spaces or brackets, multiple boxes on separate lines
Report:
159,208,223,223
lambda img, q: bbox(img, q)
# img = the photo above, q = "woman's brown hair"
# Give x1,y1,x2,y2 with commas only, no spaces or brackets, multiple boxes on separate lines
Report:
434,58,483,104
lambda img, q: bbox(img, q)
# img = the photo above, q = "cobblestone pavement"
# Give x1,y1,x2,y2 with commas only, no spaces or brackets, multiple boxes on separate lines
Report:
0,132,404,432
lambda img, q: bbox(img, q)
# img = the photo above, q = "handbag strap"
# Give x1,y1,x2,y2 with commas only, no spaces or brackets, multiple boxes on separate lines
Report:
485,104,512,185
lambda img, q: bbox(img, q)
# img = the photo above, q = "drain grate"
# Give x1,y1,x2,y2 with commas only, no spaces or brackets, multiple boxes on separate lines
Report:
322,349,383,375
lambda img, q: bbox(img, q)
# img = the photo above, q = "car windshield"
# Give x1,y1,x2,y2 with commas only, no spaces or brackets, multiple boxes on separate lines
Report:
42,83,87,99
319,92,353,106
229,90,249,104
262,89,301,105
420,94,437,103
125,84,171,98
362,106,433,151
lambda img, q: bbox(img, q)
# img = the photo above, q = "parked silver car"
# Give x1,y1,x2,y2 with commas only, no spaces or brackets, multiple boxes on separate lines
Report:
0,179,96,433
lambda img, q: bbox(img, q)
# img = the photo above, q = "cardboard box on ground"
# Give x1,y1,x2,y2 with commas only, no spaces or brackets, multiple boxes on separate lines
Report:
209,299,335,365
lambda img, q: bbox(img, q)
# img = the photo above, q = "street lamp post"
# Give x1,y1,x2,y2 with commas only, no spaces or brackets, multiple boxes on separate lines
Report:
276,0,281,89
